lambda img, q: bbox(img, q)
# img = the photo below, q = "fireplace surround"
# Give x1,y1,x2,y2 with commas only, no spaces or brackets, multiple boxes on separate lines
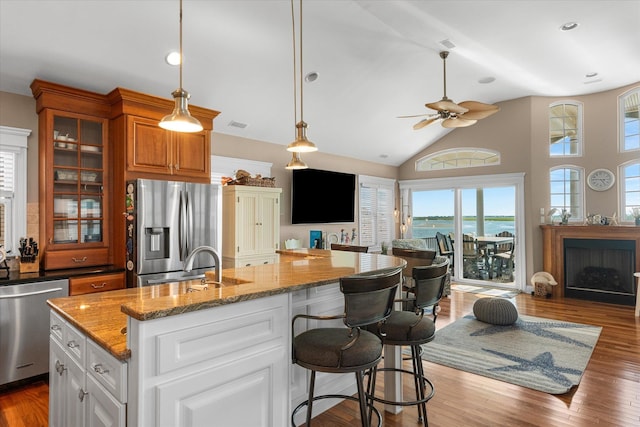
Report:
541,225,640,305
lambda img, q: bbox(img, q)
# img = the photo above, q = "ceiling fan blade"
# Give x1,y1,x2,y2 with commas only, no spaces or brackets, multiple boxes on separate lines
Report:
458,101,500,120
413,117,439,130
397,113,430,119
426,99,468,115
442,118,477,128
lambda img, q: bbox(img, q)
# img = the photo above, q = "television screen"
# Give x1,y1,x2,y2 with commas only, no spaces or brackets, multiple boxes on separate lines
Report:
291,168,356,224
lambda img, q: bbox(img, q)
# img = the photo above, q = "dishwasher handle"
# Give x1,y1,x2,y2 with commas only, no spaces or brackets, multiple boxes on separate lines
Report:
0,287,64,299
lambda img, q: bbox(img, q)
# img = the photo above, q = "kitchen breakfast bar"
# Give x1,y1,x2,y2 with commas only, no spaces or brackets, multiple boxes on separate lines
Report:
47,249,406,427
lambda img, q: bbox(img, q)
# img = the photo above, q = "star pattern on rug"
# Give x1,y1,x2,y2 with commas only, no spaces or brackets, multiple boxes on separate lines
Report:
467,315,595,348
483,349,582,388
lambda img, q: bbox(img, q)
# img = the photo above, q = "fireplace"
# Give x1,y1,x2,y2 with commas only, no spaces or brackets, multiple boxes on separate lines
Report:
541,225,640,304
564,238,636,305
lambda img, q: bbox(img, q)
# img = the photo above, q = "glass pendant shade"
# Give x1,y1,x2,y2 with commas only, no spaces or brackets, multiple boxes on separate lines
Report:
287,120,318,153
159,89,203,133
285,152,308,169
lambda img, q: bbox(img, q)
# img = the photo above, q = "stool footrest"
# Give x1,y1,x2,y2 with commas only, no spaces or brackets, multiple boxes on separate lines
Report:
292,394,382,427
366,367,435,407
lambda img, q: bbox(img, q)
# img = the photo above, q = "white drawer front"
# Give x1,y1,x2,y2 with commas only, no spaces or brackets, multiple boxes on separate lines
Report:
64,322,86,365
49,311,65,342
87,340,128,403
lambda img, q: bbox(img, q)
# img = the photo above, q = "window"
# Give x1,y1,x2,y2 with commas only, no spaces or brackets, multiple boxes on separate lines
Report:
0,126,30,255
549,166,584,220
620,87,640,152
549,101,582,157
358,175,395,251
620,161,640,221
415,148,500,171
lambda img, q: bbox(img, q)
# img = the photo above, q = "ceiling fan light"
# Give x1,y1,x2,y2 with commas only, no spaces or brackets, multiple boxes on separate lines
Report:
159,88,203,133
287,120,318,153
285,152,308,169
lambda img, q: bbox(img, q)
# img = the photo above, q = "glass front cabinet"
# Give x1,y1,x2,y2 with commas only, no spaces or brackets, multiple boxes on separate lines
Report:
33,80,112,270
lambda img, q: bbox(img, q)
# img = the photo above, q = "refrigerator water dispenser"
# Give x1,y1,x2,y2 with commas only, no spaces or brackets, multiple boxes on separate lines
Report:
145,227,169,260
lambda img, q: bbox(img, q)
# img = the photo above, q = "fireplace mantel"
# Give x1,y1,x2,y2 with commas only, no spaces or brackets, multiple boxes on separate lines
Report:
540,225,640,298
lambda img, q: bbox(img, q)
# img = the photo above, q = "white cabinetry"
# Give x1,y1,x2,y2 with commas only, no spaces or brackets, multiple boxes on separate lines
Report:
49,311,127,427
222,186,282,268
290,282,356,424
127,294,289,427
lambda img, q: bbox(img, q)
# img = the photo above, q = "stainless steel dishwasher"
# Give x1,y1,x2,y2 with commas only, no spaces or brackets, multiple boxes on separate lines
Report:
0,278,69,386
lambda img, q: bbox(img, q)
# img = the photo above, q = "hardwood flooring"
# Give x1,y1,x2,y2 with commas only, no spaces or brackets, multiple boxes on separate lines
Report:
1,290,638,426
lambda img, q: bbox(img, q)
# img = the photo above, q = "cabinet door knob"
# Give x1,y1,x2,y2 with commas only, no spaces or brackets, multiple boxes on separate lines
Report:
55,360,66,375
67,340,79,348
93,363,109,375
51,324,61,331
78,388,88,402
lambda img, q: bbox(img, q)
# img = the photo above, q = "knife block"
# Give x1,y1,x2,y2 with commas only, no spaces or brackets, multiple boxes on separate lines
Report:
19,256,39,273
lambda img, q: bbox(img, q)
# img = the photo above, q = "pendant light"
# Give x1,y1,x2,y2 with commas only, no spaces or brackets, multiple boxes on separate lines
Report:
287,0,317,154
285,152,308,169
159,0,203,133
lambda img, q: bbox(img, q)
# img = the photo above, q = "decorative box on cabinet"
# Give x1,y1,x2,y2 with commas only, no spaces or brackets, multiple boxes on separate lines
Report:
31,80,112,271
69,271,125,296
222,186,282,268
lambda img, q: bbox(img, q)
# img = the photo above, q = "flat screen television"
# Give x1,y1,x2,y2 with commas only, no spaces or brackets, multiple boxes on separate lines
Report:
291,168,356,224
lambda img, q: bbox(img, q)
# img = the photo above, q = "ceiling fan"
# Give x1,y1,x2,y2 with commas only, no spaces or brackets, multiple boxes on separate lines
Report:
400,51,500,130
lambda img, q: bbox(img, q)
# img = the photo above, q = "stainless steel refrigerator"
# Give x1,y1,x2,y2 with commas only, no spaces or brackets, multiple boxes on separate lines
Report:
125,179,220,286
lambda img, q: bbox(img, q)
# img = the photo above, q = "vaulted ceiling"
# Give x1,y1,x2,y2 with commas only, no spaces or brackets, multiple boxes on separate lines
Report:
1,1,639,166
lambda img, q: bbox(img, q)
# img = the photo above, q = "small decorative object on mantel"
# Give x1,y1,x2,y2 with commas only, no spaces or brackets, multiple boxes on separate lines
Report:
18,237,40,273
586,213,612,226
630,207,640,226
222,169,276,188
560,209,571,225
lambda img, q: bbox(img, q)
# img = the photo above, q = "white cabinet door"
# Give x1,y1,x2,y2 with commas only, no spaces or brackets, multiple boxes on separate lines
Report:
87,375,126,427
49,337,67,427
257,191,280,253
66,355,87,427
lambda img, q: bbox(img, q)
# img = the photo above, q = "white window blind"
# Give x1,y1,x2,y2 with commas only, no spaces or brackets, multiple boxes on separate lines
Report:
0,151,16,253
358,175,395,250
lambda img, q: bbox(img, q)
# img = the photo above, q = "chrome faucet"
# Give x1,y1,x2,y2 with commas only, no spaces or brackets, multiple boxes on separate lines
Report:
184,246,221,283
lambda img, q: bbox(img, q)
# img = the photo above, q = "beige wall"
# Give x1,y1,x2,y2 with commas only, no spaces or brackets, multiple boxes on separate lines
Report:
212,132,398,246
398,82,640,281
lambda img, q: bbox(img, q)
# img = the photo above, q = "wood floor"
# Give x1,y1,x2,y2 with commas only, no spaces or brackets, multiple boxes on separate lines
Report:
1,289,638,427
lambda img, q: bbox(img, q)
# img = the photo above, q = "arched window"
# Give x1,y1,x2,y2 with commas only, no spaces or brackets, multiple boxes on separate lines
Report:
619,160,640,222
415,148,500,171
619,87,640,152
549,101,582,157
550,166,584,221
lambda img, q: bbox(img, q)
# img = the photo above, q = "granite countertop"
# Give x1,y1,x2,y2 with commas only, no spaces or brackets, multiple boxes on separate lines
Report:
47,250,404,360
0,264,124,285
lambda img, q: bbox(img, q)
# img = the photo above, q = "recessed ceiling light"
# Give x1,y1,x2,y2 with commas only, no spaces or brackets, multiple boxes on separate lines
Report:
479,77,496,84
560,22,579,31
165,51,181,66
585,72,598,78
304,72,319,83
379,154,388,159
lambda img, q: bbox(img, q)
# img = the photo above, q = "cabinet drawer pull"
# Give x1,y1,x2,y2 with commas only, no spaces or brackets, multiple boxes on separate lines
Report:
91,282,107,289
67,340,79,348
55,360,66,375
51,324,61,331
72,257,88,263
93,363,109,375
78,388,88,402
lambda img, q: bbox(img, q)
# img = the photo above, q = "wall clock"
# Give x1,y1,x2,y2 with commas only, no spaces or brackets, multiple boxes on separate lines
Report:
587,168,615,191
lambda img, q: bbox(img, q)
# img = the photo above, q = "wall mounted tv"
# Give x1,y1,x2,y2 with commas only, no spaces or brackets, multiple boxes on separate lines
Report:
291,168,356,224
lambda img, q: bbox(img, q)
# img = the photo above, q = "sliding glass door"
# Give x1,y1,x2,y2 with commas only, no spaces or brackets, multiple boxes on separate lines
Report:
400,173,524,289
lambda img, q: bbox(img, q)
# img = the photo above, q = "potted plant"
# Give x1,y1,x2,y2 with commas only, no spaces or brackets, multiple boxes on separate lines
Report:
560,209,571,225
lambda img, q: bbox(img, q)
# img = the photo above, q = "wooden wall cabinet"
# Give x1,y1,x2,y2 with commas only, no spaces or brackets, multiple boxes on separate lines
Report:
31,80,112,270
222,186,282,268
126,115,210,180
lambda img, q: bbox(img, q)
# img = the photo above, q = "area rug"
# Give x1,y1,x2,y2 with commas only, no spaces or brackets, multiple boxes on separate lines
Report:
451,283,520,299
422,314,602,394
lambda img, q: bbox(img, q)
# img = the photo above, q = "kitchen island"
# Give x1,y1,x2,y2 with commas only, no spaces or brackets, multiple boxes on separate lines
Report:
47,249,405,427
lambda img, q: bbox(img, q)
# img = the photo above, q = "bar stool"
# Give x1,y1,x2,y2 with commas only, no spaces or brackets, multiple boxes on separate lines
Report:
365,258,450,425
291,268,402,426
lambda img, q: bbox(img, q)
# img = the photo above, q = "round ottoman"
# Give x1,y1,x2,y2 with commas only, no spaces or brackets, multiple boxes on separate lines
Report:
473,297,518,325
